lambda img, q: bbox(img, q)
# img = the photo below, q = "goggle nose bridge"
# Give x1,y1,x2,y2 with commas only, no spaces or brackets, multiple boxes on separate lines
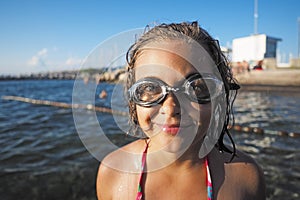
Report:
165,86,181,93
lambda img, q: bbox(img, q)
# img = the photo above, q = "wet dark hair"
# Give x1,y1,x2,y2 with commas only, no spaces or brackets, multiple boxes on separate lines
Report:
125,21,239,159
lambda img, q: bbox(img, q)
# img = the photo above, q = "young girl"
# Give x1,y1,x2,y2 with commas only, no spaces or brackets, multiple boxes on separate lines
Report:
96,21,265,200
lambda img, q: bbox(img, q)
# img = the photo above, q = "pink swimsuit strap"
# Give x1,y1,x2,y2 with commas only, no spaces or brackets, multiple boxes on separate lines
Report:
136,141,148,200
136,143,213,200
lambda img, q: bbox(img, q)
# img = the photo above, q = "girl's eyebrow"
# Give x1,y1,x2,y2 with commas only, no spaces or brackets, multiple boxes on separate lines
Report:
136,76,161,82
173,73,200,87
136,72,211,86
180,72,201,82
186,72,201,79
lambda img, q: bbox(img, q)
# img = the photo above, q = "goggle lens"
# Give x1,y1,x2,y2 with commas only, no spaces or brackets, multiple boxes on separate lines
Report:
187,78,210,102
134,81,163,103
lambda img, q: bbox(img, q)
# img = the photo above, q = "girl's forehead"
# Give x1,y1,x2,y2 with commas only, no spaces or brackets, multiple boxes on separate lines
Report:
135,64,196,84
141,40,215,64
134,45,218,81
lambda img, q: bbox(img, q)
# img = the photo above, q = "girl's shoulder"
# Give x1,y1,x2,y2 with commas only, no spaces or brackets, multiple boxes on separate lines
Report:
99,139,146,172
96,139,146,199
209,147,266,199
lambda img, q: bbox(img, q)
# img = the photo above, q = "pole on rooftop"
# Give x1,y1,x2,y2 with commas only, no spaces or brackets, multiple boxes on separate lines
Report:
254,0,258,35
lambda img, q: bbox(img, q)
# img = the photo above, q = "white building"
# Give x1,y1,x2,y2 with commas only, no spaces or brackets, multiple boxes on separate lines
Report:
232,34,282,63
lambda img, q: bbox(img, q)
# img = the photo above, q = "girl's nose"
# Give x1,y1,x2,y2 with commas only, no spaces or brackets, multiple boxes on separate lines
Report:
159,93,181,116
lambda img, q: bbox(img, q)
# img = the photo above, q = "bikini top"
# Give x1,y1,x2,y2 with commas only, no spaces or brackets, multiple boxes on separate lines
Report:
136,142,213,200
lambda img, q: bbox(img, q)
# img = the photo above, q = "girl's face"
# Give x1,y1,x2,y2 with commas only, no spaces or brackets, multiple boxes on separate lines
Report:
134,42,215,153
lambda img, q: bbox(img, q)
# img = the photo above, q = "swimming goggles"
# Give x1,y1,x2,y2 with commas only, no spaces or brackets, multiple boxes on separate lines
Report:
128,73,224,107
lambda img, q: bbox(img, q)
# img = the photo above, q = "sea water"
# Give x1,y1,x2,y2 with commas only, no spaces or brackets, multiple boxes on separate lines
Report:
0,80,299,200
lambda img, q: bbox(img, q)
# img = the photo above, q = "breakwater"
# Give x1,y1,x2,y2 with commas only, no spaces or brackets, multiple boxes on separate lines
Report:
0,67,126,82
0,71,77,80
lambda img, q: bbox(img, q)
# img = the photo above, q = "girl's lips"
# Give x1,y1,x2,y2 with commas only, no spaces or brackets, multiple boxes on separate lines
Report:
154,122,192,135
162,125,180,135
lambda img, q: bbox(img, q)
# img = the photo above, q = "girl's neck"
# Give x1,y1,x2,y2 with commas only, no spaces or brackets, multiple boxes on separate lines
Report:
146,143,206,171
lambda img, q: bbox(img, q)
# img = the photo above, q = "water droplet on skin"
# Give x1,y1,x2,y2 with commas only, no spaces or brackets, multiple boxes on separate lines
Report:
118,185,123,192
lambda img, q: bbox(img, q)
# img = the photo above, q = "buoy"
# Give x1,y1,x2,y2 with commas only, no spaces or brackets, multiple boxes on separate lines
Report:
252,127,264,135
232,125,242,131
277,131,289,137
289,132,300,138
242,126,253,133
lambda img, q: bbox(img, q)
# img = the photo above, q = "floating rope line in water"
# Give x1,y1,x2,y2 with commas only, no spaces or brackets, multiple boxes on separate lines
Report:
2,95,127,116
2,95,299,138
229,125,300,138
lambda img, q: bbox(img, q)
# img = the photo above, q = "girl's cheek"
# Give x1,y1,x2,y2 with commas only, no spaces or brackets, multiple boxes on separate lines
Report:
136,106,157,128
186,103,212,125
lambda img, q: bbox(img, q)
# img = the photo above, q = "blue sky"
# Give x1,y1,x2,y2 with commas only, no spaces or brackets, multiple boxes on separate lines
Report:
0,0,299,75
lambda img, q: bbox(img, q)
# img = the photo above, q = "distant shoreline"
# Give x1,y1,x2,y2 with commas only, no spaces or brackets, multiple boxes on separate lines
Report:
2,69,300,92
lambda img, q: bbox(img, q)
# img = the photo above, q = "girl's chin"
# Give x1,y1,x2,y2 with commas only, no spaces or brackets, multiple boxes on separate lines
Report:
161,141,187,154
142,124,206,151
151,130,199,154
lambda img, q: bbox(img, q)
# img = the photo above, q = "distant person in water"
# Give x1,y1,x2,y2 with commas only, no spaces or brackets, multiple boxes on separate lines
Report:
96,21,266,200
99,90,107,99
